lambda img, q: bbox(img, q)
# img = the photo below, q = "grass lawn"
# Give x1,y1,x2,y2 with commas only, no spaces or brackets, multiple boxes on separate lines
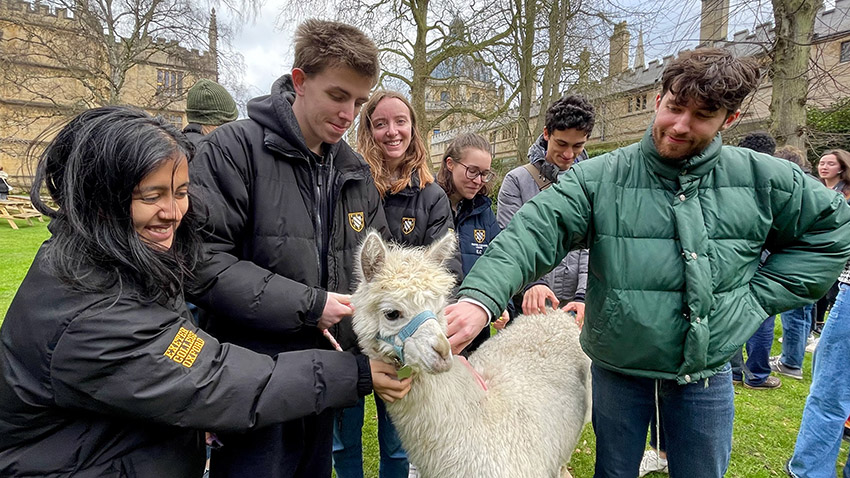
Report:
1,219,848,476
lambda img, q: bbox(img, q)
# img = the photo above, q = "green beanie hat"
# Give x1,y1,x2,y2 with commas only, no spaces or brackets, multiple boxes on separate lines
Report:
186,79,238,126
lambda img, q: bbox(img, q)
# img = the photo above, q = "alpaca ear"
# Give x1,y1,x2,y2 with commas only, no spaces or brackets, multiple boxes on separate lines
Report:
359,230,387,282
424,231,457,267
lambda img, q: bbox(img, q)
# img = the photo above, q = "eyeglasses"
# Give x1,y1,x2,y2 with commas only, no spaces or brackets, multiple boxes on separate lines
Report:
454,161,495,183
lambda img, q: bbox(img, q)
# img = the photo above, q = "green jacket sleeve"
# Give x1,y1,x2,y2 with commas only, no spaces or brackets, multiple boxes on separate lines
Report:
751,170,850,316
458,167,592,317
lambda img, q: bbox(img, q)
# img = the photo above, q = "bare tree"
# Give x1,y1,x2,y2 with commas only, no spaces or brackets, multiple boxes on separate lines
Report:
278,0,515,144
769,0,823,149
0,0,258,178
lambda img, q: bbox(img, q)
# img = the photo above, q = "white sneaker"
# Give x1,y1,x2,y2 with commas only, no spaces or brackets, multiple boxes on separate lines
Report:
408,464,419,478
638,449,668,477
806,336,819,353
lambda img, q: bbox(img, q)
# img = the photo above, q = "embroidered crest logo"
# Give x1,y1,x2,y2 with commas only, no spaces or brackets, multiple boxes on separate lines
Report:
474,229,486,243
402,217,416,235
348,212,364,232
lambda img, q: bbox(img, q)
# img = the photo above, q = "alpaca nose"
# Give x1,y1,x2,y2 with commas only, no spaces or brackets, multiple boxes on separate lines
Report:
434,334,451,360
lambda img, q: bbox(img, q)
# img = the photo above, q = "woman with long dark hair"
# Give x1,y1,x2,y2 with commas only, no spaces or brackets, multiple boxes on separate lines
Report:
0,106,384,477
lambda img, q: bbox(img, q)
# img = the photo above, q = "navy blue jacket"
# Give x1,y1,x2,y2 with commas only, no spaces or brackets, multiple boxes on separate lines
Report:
454,195,500,275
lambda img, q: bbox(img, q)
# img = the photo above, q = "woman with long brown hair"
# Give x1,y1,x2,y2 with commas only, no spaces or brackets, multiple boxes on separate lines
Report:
817,149,850,198
333,90,458,478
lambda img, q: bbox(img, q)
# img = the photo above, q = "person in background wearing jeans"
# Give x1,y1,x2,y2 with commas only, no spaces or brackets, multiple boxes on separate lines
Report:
770,145,820,381
787,259,850,478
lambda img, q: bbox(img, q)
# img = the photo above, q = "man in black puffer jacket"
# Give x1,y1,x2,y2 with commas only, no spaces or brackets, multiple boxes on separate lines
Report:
190,20,406,478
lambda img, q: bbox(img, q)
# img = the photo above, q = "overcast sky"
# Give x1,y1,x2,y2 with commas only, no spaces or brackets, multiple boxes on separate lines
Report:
222,0,836,101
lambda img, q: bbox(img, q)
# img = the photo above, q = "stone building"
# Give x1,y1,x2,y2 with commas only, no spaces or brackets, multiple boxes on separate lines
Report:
430,0,850,167
0,0,219,182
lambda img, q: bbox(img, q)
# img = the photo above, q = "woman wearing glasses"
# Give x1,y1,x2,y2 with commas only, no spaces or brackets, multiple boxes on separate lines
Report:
436,133,509,352
333,90,459,478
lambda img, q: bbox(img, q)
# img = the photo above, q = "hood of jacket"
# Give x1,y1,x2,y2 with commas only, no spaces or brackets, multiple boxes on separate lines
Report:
246,74,344,162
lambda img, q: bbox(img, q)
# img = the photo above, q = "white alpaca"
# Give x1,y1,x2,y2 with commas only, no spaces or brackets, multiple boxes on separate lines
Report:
352,231,592,478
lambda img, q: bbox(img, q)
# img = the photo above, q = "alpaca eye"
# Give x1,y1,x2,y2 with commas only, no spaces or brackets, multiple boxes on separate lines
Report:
384,310,401,321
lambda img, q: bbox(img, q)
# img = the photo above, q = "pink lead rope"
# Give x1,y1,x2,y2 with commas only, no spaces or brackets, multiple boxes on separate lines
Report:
456,355,488,391
323,329,343,352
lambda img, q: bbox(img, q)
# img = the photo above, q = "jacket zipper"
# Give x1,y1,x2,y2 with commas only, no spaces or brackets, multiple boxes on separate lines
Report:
265,142,324,286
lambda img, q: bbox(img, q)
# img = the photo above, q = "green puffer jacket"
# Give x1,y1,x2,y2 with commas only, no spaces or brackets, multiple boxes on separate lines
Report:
459,126,850,384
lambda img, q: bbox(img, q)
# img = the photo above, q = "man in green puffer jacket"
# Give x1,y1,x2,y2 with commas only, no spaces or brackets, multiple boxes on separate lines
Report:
443,48,850,478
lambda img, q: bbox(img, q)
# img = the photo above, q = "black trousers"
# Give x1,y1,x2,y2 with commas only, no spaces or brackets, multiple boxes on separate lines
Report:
209,409,334,478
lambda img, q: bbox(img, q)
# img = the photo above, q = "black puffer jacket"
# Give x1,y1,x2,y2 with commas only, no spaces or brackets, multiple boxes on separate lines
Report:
189,75,389,353
384,173,452,244
0,245,370,477
383,173,463,284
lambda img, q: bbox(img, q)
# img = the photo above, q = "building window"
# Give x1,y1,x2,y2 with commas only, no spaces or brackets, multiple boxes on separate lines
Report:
157,69,183,95
162,114,182,129
629,94,648,113
440,91,450,102
841,41,850,63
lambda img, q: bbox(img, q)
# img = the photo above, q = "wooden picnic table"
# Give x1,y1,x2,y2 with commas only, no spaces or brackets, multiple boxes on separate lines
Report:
0,199,43,229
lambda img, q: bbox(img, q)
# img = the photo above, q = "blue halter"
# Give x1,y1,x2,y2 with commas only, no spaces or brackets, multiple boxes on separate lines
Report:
378,310,437,365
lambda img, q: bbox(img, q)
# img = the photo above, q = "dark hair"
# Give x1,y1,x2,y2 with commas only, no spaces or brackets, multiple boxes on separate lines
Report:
31,106,203,302
293,19,380,84
738,131,776,155
774,145,811,173
819,149,850,198
437,133,493,198
357,91,432,196
545,95,595,137
661,48,761,113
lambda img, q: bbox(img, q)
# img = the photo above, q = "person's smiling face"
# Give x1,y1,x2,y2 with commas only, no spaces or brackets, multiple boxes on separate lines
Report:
131,156,189,250
651,92,738,161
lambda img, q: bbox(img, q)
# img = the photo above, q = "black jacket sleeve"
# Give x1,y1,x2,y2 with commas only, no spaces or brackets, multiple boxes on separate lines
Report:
49,297,368,434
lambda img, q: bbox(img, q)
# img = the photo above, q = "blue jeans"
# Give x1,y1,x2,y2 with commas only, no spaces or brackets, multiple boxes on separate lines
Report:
730,316,775,385
788,283,850,478
591,363,734,478
780,304,813,369
333,395,409,478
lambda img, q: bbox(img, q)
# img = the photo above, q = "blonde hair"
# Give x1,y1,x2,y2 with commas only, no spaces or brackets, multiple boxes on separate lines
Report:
357,91,433,196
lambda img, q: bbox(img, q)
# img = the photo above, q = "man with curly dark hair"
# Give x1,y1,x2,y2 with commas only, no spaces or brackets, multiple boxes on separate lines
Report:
446,48,850,478
738,130,777,155
497,95,595,321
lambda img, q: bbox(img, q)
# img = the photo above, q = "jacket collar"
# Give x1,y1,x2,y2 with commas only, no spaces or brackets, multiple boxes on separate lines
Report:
392,170,423,197
456,194,491,221
639,123,723,182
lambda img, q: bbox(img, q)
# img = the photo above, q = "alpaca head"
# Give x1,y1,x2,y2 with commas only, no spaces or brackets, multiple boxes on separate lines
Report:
352,230,457,374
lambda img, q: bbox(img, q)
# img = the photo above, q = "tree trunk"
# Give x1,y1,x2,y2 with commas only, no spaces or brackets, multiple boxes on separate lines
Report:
769,0,821,148
409,0,431,153
514,0,536,167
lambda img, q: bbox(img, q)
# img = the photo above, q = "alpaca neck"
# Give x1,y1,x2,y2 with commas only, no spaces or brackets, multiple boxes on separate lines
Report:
387,356,484,429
